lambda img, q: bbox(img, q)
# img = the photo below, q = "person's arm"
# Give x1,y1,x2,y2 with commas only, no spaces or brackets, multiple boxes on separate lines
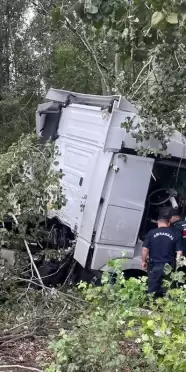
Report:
142,233,150,271
175,232,183,258
177,250,183,258
142,247,149,271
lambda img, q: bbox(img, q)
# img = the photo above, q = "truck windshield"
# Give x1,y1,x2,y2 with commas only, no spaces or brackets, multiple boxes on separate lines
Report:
139,159,186,240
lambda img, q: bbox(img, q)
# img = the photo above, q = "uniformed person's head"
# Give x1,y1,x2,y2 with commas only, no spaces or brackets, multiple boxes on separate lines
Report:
157,209,171,227
170,208,181,224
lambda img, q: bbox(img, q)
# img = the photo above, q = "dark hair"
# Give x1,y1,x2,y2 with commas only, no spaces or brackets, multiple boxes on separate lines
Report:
170,208,181,218
157,217,169,223
157,207,171,221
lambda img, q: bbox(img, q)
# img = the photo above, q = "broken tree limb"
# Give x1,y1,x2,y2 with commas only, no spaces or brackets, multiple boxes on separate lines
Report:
0,366,42,372
24,240,45,291
0,333,35,346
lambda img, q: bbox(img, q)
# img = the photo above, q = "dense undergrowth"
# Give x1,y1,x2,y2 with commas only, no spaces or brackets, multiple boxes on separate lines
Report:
1,258,186,371
44,258,186,372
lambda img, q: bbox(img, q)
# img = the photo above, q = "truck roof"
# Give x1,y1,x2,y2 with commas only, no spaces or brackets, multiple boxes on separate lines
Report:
38,88,186,161
45,88,138,114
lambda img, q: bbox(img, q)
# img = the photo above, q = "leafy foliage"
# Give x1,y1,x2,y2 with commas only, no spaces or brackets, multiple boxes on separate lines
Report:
46,43,102,94
2,0,186,154
0,133,64,251
69,0,186,153
45,260,147,372
45,258,186,372
132,288,186,371
0,0,104,152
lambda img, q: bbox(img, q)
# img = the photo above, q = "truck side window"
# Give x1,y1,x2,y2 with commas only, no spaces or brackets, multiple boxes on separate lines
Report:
39,103,62,144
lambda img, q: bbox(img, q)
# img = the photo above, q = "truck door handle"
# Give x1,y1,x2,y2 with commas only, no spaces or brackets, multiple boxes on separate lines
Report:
79,177,83,186
80,202,85,212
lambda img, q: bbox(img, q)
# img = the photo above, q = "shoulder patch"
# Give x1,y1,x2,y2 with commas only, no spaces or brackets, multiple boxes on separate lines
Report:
183,228,186,238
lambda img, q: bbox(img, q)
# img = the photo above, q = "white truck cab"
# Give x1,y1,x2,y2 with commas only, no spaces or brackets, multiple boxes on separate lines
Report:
36,89,186,275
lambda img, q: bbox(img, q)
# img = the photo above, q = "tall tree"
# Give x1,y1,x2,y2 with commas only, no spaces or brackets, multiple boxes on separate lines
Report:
67,0,186,154
0,0,106,153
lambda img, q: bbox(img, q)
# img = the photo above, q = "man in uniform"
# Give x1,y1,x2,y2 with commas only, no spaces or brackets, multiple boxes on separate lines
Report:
142,211,183,297
170,208,186,256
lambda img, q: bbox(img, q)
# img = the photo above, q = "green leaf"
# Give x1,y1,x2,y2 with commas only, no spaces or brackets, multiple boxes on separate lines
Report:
142,334,149,341
52,7,61,24
166,13,178,25
125,329,136,338
85,2,99,15
172,270,186,283
151,11,165,28
164,264,172,275
122,28,129,39
147,320,155,330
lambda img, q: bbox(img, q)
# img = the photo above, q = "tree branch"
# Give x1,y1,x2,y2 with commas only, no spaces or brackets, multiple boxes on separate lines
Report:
62,15,110,94
24,240,45,291
0,333,35,346
131,68,155,99
130,55,153,89
0,366,42,372
174,51,181,69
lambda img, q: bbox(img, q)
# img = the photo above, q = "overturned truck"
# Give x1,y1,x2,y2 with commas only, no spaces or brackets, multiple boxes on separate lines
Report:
35,89,186,280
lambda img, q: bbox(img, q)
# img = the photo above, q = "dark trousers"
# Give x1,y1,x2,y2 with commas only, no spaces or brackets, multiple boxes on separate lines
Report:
148,262,175,297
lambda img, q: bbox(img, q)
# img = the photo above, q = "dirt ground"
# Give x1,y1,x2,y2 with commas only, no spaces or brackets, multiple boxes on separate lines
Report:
0,337,142,372
0,337,51,372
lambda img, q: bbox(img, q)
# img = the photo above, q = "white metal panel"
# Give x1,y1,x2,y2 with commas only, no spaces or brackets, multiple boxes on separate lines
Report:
54,137,99,232
37,90,186,160
74,151,113,267
95,239,143,272
100,205,142,245
104,110,138,151
104,109,186,160
50,100,117,232
91,154,154,269
58,104,112,147
74,238,91,268
91,240,143,271
95,154,154,246
50,102,116,232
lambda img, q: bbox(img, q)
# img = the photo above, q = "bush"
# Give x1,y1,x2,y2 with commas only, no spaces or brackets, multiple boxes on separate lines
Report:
46,310,126,372
45,259,186,372
125,263,186,372
45,259,148,372
0,132,65,251
128,286,186,371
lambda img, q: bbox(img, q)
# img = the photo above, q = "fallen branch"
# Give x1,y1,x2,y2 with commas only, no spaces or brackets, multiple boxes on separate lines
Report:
24,240,45,291
0,366,42,372
62,260,76,288
4,321,29,334
130,55,153,89
0,333,35,346
131,68,155,98
14,277,86,307
174,51,181,69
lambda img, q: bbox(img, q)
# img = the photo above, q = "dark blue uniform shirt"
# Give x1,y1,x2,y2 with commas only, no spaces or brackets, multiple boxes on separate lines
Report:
172,220,186,254
143,227,183,264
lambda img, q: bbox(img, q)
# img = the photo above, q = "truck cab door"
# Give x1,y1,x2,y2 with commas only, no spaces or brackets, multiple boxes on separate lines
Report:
90,154,154,270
